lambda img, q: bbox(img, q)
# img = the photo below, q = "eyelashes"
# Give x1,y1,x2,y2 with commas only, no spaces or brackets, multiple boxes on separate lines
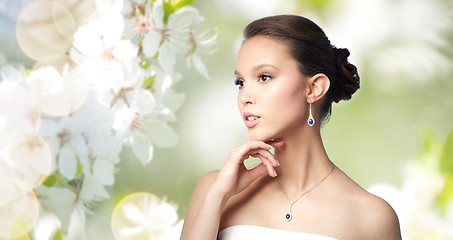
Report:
234,74,273,89
234,79,244,88
258,74,272,82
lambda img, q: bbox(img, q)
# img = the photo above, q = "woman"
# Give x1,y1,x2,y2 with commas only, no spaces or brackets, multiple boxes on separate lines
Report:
181,15,401,239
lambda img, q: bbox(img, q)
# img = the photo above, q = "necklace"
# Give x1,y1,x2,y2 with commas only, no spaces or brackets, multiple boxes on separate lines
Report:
275,163,335,222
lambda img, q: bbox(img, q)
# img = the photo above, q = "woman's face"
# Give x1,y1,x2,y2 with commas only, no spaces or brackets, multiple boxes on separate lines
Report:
235,35,308,141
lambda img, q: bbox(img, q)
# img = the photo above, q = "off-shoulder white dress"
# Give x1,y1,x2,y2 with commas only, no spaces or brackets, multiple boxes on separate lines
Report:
218,225,339,240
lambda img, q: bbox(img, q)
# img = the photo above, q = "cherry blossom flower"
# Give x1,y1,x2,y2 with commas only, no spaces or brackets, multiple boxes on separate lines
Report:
142,0,200,74
26,65,90,117
40,94,120,186
72,0,140,94
112,66,181,165
1,0,215,237
111,192,183,239
186,28,217,80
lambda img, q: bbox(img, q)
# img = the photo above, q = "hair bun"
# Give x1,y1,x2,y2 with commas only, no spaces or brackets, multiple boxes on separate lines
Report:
331,47,360,103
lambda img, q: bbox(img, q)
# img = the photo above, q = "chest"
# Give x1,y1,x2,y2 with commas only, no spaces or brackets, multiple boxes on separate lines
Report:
219,187,364,238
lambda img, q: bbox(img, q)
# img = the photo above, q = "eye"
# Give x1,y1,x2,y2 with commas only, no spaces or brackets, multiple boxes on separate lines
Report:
258,74,272,82
234,79,244,88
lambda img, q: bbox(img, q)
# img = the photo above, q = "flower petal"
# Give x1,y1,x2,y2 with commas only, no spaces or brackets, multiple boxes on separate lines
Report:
167,6,199,30
112,40,138,62
131,133,154,165
143,30,162,58
152,0,165,28
122,203,145,224
120,226,144,236
191,53,210,80
101,12,124,48
58,145,77,180
158,42,176,74
72,23,103,55
132,89,156,115
35,186,77,232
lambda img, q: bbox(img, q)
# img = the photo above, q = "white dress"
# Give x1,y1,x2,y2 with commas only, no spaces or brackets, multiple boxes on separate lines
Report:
218,225,339,240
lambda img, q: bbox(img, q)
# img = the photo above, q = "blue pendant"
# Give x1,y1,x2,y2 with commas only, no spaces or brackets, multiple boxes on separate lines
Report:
285,212,292,221
307,117,314,126
285,204,292,221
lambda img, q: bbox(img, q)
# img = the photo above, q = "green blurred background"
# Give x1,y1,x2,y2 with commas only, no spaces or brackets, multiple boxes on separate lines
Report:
1,0,453,235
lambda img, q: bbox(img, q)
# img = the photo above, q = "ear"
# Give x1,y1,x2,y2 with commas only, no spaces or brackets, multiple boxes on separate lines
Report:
306,73,330,103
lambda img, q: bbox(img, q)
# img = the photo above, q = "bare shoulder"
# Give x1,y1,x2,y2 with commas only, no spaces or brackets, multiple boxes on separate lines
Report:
357,191,401,239
185,170,219,211
195,170,220,193
181,171,219,238
332,169,401,240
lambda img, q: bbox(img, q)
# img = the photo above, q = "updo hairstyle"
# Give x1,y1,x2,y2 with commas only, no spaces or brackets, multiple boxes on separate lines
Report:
243,15,360,122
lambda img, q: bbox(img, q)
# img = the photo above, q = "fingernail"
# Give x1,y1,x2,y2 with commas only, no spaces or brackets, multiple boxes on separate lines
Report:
273,170,277,177
276,160,280,166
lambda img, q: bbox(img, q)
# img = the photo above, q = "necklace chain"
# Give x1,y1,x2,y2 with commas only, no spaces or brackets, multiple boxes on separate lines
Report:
274,162,335,221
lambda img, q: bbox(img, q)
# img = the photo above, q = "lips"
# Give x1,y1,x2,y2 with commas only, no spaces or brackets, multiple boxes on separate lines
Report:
243,112,261,128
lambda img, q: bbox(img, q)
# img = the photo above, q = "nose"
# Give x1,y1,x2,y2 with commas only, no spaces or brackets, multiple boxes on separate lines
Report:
238,85,256,106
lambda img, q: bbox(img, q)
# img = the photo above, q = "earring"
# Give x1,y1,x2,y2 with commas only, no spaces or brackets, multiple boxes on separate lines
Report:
307,101,315,126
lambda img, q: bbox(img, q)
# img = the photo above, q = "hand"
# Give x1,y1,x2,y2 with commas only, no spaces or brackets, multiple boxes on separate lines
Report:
212,140,284,200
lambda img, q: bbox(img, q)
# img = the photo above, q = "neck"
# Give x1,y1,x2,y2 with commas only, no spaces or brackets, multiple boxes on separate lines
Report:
273,126,332,199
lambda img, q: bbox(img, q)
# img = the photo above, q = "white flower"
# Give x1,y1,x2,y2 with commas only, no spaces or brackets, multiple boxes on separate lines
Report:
0,153,41,238
148,66,185,113
111,193,182,239
0,72,41,134
40,94,120,183
1,130,52,189
71,95,121,202
74,0,125,53
113,105,178,165
31,211,61,240
112,67,181,165
35,186,78,232
27,65,90,117
186,27,217,80
72,0,140,94
142,0,200,74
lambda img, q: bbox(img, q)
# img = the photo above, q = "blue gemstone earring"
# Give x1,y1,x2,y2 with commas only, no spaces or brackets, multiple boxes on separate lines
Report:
307,101,315,126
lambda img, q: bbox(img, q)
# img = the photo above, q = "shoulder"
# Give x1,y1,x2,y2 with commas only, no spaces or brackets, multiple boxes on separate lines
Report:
181,171,219,238
328,170,401,239
357,193,401,239
196,170,219,188
189,170,219,205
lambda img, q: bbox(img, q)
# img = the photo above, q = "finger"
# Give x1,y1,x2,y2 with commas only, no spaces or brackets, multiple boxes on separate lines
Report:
265,139,284,148
246,163,268,180
229,141,273,165
245,141,273,151
249,149,279,167
254,154,277,177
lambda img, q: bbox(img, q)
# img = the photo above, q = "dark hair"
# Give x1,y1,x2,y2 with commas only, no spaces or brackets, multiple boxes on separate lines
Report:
244,15,360,122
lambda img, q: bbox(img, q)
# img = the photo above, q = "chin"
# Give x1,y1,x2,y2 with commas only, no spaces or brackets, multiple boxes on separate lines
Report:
247,131,274,142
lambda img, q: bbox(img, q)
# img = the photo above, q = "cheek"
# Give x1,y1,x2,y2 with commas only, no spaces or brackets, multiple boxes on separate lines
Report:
267,82,306,116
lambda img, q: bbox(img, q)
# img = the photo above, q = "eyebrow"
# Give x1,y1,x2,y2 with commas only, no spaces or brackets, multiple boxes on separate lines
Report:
234,63,279,75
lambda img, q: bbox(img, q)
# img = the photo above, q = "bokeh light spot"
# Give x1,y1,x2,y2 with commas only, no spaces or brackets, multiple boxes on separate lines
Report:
112,192,165,240
16,0,76,61
32,53,73,73
27,65,90,117
0,190,39,239
8,131,53,188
